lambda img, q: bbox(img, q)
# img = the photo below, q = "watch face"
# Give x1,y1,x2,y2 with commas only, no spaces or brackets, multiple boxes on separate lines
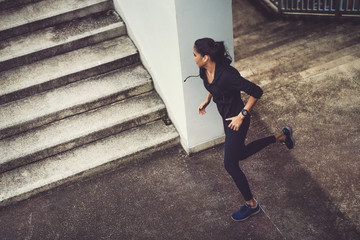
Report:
242,109,248,116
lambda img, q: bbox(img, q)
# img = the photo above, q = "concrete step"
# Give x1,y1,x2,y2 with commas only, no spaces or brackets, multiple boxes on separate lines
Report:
244,42,360,92
0,0,42,11
0,0,112,41
235,23,360,88
0,120,179,207
234,20,290,41
282,54,360,91
0,64,152,140
0,91,166,173
298,44,360,80
257,58,360,131
231,0,272,36
0,36,139,105
0,12,125,71
234,20,330,60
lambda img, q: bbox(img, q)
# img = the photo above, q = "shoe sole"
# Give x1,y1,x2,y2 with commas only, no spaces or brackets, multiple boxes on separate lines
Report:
285,126,295,149
231,207,261,222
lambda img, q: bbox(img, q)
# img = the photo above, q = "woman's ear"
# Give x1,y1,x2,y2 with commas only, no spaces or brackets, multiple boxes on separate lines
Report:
203,55,209,63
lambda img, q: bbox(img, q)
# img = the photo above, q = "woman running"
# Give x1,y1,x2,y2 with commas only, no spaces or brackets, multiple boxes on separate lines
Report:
193,38,295,221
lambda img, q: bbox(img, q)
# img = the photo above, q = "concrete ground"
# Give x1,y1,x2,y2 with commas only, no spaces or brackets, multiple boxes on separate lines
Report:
0,141,358,240
0,0,359,239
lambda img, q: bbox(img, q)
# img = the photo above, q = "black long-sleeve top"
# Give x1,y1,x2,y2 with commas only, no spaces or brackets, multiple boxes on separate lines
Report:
200,63,263,120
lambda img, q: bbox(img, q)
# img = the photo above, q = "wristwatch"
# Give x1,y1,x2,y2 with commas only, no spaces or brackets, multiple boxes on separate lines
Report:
241,109,249,117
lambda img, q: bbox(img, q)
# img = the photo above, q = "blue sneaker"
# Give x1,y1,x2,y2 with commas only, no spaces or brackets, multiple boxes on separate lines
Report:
281,126,295,149
231,202,261,221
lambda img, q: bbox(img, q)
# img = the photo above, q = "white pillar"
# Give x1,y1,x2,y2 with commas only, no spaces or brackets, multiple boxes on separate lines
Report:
113,0,234,154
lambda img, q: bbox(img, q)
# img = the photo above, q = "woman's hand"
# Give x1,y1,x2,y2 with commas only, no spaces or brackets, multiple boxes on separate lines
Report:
198,99,210,115
225,115,244,131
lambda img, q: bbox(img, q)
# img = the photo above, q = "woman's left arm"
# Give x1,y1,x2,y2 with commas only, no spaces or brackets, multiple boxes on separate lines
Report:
243,95,258,113
226,96,258,131
224,68,263,131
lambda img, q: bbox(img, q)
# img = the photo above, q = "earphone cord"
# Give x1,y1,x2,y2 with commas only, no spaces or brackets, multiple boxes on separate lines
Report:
183,74,200,82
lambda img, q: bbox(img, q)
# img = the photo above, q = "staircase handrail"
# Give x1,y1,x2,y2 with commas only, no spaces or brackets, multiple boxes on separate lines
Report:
267,0,360,17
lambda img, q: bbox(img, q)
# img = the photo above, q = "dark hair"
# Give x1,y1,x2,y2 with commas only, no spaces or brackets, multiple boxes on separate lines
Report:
194,38,232,65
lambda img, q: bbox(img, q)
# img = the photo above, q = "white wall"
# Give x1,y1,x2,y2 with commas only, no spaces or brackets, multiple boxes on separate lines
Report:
113,0,234,154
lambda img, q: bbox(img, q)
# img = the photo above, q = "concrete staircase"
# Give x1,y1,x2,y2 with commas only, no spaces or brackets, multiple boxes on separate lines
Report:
233,7,360,116
233,18,360,146
0,0,179,207
233,18,360,95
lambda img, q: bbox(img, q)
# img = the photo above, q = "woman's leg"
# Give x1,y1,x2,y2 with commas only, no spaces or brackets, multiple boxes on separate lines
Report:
223,117,278,201
238,131,291,161
223,117,253,201
223,119,295,221
239,136,276,161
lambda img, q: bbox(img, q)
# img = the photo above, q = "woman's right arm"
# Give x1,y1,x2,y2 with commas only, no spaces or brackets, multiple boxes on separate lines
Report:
198,92,213,115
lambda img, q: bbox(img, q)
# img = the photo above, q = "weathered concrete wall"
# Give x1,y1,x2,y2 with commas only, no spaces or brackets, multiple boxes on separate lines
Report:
113,0,234,153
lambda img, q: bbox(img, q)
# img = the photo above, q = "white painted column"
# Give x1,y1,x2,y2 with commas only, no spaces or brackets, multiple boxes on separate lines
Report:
113,0,234,154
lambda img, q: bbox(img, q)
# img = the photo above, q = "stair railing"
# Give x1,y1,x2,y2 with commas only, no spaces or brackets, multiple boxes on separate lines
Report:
269,0,360,17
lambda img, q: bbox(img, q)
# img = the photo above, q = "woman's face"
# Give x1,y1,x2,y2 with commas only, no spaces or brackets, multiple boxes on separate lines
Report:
193,47,206,68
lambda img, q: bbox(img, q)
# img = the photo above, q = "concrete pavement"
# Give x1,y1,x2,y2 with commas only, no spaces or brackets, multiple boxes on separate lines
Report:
0,138,358,239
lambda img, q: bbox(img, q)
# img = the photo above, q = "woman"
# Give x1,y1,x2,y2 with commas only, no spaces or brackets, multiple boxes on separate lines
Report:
193,38,295,221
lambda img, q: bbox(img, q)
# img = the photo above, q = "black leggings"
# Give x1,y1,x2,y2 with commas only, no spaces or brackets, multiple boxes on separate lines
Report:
223,116,276,201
